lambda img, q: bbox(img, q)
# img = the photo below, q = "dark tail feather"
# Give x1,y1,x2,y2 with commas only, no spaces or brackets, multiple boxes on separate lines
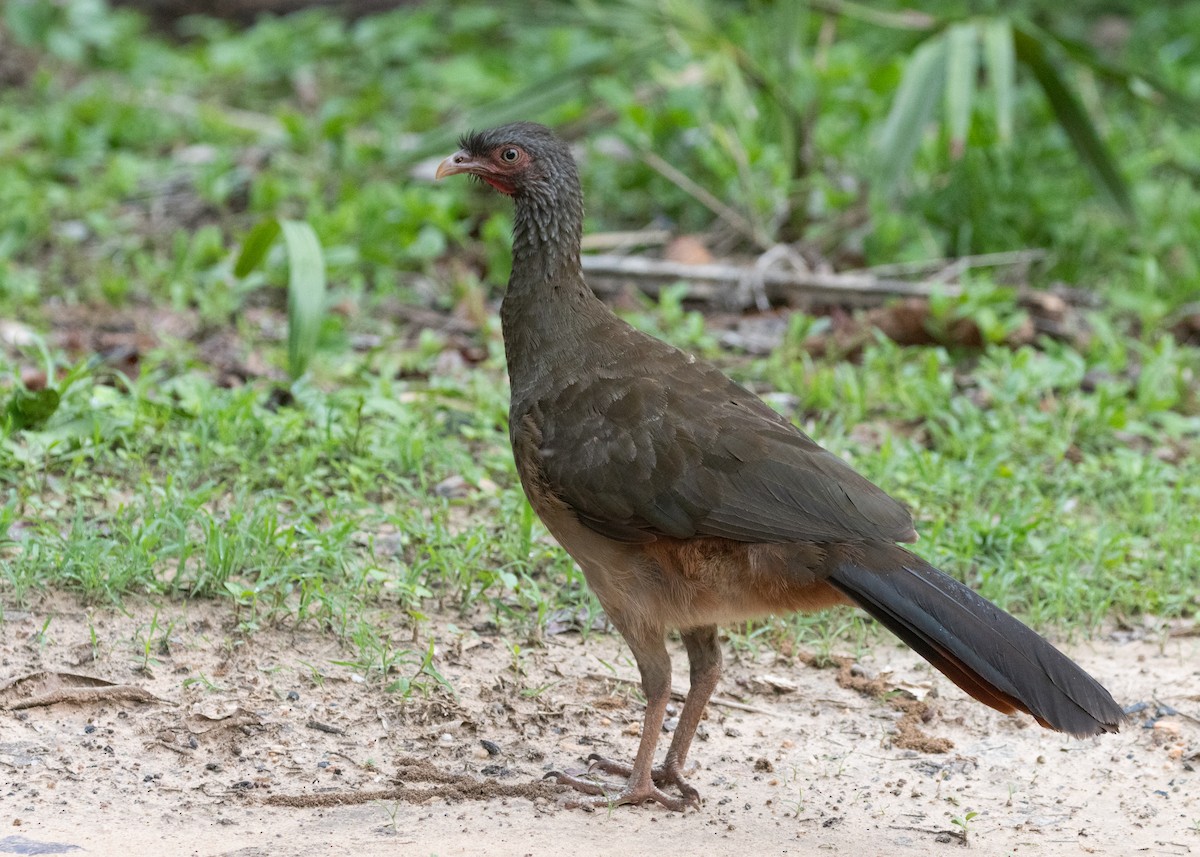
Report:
827,544,1124,737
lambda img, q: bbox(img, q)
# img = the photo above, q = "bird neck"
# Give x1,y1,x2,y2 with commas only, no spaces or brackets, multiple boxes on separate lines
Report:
509,183,584,288
501,181,612,388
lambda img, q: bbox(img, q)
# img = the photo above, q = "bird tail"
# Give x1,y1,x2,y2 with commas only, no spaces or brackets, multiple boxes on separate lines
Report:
826,543,1124,737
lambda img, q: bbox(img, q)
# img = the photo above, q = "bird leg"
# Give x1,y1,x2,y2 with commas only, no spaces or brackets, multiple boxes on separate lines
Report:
548,632,693,810
664,625,722,792
586,625,722,802
551,626,722,809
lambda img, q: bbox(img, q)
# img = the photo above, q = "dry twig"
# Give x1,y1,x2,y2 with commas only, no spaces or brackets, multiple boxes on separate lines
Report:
581,253,960,308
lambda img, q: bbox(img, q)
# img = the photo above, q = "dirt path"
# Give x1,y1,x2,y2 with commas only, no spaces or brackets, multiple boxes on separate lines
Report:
1,598,1196,856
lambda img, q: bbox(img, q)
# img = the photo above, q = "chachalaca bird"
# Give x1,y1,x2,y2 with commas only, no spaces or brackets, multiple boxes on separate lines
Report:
436,122,1124,811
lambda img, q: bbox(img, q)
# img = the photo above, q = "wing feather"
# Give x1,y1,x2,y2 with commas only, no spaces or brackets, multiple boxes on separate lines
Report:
532,332,915,545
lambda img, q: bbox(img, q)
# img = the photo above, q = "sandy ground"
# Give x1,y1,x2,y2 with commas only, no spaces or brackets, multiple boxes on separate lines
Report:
0,597,1197,857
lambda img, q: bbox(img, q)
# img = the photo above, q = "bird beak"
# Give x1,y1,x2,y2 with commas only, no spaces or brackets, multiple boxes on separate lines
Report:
435,150,478,180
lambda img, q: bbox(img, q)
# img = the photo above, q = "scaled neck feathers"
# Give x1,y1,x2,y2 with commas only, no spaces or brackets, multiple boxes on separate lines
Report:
509,170,585,288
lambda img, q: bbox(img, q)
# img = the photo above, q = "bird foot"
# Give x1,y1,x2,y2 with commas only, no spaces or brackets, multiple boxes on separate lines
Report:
545,768,697,812
584,753,700,803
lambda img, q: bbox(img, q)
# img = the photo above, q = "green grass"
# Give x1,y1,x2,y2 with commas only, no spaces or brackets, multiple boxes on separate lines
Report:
3,309,1195,643
1,346,585,629
1,0,1198,671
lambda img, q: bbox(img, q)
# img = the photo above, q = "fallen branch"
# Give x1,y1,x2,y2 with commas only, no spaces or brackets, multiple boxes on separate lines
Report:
581,253,960,308
263,755,562,807
848,248,1048,278
581,229,672,251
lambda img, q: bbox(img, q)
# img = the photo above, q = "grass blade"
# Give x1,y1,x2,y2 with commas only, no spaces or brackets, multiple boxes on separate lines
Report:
278,220,327,380
1013,23,1134,219
983,17,1015,143
944,21,979,158
234,218,327,379
234,219,281,278
1039,26,1200,124
876,34,947,188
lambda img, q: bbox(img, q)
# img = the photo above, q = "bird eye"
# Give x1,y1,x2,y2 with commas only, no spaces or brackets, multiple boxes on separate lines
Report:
501,148,520,162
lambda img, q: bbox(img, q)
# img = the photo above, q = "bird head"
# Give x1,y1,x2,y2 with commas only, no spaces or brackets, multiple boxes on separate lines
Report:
435,122,574,199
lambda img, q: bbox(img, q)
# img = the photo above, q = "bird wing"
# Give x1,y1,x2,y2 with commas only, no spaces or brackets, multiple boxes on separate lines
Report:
530,329,916,546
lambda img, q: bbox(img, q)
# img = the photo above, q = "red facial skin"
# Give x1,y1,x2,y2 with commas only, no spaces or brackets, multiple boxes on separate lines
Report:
435,145,529,196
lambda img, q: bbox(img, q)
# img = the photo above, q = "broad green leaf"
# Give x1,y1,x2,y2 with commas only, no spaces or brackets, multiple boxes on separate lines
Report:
983,18,1015,143
234,218,328,379
4,387,60,432
278,220,327,380
234,218,282,278
944,22,978,157
876,34,947,188
1013,24,1134,219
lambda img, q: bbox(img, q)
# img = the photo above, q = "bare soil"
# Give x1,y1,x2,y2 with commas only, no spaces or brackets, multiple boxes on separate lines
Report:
1,596,1197,857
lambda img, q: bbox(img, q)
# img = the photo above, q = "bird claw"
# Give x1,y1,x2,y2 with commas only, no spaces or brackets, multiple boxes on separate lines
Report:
554,774,697,813
584,753,700,799
545,755,701,811
545,769,610,797
565,787,694,813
